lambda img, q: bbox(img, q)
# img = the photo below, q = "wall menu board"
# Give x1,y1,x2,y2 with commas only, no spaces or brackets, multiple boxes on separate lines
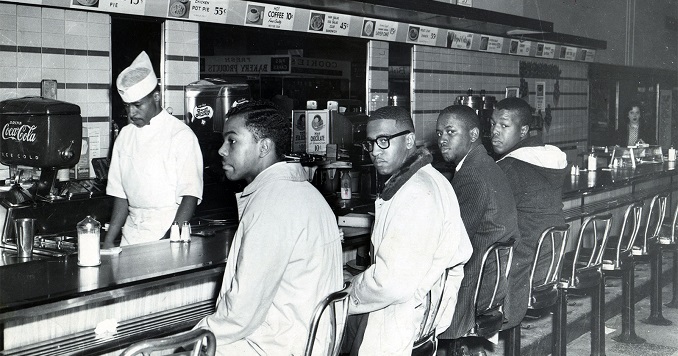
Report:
7,0,596,63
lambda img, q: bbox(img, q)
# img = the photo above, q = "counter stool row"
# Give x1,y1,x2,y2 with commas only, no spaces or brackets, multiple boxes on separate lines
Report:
120,192,678,356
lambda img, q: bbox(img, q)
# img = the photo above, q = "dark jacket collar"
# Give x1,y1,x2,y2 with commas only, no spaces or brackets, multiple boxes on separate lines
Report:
380,147,432,201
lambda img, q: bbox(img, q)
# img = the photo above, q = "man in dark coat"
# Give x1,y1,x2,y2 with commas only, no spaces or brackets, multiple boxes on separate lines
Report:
435,105,520,353
490,98,568,330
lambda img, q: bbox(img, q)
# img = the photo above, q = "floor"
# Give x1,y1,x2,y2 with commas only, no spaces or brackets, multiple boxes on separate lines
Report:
565,281,678,356
437,253,678,356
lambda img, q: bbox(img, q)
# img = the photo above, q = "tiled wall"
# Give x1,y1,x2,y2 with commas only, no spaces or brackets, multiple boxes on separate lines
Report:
366,40,389,115
0,3,110,178
411,45,589,163
163,20,200,121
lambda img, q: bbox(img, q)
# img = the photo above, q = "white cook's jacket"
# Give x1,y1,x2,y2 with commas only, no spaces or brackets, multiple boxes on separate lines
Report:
349,164,472,356
106,110,203,245
194,162,343,356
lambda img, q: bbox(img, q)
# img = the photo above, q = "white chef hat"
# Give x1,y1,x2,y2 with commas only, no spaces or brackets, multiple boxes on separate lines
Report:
116,51,158,103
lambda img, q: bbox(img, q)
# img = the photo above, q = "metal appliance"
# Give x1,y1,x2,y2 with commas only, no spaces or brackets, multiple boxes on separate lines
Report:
184,79,251,216
456,89,496,154
0,97,113,261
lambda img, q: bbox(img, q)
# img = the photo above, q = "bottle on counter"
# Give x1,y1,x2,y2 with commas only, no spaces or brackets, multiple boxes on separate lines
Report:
340,170,352,200
170,222,181,243
668,146,676,162
180,221,191,243
77,215,101,267
587,148,597,172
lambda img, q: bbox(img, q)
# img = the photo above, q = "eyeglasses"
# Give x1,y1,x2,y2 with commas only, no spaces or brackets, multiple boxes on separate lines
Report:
361,130,411,152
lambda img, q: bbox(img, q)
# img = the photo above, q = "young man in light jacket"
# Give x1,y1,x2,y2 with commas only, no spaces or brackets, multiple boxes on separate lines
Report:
194,100,343,355
345,106,472,356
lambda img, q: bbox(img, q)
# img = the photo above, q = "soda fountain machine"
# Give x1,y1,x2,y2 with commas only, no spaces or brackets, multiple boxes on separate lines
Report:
0,97,113,260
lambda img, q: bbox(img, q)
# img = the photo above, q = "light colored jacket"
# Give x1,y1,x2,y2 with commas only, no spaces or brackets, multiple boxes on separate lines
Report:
106,110,203,245
195,162,343,356
349,164,472,356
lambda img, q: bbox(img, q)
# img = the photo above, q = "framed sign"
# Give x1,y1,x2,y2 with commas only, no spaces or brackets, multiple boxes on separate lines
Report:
505,86,519,98
41,79,57,99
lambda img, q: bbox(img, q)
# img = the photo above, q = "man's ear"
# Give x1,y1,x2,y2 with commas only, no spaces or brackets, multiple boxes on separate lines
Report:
406,132,416,149
469,127,480,142
152,91,161,103
520,124,529,138
259,137,274,157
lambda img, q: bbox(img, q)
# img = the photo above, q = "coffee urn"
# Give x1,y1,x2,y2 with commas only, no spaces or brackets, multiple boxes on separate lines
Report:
456,89,496,154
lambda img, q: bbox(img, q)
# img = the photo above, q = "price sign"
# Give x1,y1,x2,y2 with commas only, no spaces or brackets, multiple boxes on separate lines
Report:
479,35,503,53
103,0,145,15
186,0,229,22
560,46,577,60
245,2,295,31
583,49,595,62
446,30,473,50
517,41,531,56
536,43,556,58
307,11,350,36
361,18,397,41
406,25,438,46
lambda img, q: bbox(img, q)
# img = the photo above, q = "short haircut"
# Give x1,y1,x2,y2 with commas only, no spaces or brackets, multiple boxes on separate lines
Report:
624,103,641,116
369,106,415,132
438,105,480,131
494,97,532,127
226,100,291,158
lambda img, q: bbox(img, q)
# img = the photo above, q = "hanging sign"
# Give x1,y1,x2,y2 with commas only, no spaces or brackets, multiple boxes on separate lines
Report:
307,11,351,36
245,2,296,30
202,55,292,75
535,81,546,111
406,25,438,46
479,35,503,53
536,43,556,58
361,18,397,41
185,0,229,22
446,30,473,50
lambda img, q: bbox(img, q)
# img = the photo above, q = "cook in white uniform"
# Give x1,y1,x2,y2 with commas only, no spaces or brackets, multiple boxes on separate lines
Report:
104,51,203,247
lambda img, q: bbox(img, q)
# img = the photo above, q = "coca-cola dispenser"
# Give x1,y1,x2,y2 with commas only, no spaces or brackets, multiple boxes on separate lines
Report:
0,97,113,260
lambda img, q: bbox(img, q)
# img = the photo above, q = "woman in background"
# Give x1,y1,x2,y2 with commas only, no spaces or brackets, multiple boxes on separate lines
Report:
616,104,656,146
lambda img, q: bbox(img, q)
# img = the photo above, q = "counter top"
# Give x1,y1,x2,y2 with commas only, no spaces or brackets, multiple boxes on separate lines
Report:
0,230,234,319
562,162,678,199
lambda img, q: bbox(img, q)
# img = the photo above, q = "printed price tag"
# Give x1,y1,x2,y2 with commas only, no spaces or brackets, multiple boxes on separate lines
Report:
536,43,556,58
102,0,145,15
406,25,438,46
479,35,503,53
187,0,229,22
361,18,397,41
582,49,595,62
307,11,350,36
446,30,473,50
245,2,295,31
559,46,577,60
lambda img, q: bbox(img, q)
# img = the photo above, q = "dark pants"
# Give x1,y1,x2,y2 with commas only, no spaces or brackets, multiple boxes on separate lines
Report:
341,313,368,356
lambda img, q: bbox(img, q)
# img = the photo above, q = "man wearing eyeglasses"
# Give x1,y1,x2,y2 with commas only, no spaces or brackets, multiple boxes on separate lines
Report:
344,106,472,356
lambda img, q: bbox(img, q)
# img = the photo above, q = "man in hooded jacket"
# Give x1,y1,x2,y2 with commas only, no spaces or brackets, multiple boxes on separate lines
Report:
490,97,568,330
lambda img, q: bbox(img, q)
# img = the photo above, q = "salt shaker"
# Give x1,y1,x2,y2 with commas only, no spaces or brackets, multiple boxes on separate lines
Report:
180,221,191,243
77,215,101,267
170,222,181,242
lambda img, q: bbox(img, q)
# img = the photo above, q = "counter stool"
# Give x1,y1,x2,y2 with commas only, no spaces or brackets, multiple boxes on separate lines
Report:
601,201,645,344
120,328,216,356
413,267,454,356
637,193,671,325
305,282,351,356
505,225,570,356
661,197,678,309
560,214,612,356
446,239,515,356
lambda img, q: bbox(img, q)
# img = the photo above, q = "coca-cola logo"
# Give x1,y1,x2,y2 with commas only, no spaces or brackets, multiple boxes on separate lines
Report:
2,123,37,142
